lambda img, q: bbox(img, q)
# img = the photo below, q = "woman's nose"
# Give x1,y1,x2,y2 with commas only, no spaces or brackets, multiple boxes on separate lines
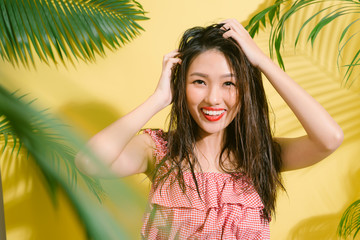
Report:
205,86,221,105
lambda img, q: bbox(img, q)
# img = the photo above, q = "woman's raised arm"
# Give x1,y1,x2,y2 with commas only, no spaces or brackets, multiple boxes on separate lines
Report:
75,51,181,177
221,19,343,171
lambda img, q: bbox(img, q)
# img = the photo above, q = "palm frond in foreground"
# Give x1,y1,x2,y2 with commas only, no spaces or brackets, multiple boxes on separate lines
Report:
0,0,149,67
0,82,131,239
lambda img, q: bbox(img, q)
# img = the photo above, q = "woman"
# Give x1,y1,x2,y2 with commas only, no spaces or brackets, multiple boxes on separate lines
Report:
76,19,343,239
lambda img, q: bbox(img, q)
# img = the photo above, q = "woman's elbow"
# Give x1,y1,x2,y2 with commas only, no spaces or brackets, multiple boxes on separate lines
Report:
75,151,106,177
75,152,94,175
324,127,344,152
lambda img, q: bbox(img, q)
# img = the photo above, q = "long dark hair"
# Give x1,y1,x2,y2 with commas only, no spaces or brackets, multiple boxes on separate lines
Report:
151,23,284,221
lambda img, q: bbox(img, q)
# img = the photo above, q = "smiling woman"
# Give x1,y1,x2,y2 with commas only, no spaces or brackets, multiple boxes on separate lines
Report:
186,50,238,135
75,19,343,239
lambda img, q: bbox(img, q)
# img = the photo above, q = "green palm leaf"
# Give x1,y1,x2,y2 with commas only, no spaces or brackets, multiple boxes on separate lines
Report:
0,87,99,197
0,0,148,67
0,82,134,238
246,0,360,85
338,199,360,238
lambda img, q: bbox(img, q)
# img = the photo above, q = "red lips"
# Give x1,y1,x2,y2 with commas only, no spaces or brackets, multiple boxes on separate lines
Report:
201,107,226,122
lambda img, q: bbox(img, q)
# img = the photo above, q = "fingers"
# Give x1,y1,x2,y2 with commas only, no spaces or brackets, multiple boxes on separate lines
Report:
220,18,243,31
222,30,233,39
220,19,247,35
220,19,251,43
163,50,181,67
220,19,265,67
164,57,182,70
160,50,182,82
164,49,180,59
163,50,181,62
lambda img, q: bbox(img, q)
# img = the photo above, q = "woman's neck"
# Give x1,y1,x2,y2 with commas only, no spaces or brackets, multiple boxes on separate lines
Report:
196,133,223,154
194,130,226,172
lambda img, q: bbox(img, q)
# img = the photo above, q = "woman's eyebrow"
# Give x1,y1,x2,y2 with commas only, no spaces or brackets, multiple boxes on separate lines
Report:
189,72,208,78
189,72,234,78
221,73,235,78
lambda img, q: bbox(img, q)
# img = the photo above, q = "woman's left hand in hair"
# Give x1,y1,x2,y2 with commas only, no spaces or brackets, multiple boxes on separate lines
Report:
221,19,267,68
221,19,343,171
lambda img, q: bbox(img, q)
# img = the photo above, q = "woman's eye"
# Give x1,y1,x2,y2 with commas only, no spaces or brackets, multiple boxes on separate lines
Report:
224,81,235,86
193,80,205,85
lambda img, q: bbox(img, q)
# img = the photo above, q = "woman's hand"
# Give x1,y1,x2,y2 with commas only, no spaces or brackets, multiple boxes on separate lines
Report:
221,19,267,68
76,51,182,178
220,20,343,171
154,50,182,107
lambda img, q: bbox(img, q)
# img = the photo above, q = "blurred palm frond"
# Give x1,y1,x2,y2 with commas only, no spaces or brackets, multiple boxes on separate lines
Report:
0,82,132,239
0,85,103,201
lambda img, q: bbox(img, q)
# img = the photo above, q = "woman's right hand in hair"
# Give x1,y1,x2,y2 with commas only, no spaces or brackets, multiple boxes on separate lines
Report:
76,51,181,178
154,50,182,107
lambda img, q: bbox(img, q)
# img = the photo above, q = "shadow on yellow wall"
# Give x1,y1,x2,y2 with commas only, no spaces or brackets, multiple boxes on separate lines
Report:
256,3,360,236
285,153,360,239
59,101,122,138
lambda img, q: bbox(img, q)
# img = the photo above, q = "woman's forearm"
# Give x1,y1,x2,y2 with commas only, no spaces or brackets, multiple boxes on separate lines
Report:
258,55,344,151
76,51,181,177
75,92,168,176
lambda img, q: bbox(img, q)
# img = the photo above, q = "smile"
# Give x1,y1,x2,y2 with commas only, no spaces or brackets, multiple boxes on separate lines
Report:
201,108,226,121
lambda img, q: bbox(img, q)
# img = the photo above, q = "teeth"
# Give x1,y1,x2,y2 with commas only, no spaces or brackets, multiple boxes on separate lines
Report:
202,109,225,116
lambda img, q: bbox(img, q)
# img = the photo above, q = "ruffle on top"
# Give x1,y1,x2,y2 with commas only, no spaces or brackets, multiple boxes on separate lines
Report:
143,129,168,161
141,129,270,240
150,172,264,211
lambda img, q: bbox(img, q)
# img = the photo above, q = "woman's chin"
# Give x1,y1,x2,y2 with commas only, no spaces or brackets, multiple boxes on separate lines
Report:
196,124,227,136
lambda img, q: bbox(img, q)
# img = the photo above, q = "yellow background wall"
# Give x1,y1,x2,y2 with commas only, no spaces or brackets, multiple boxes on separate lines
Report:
1,0,360,239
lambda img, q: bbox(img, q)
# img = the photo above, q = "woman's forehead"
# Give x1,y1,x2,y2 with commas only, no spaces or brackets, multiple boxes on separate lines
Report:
187,50,234,76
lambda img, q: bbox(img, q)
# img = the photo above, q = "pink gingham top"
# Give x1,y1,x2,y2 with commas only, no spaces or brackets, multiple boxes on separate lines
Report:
141,129,270,240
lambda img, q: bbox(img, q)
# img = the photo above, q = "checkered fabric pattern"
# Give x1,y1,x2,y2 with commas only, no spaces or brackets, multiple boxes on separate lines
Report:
142,129,270,240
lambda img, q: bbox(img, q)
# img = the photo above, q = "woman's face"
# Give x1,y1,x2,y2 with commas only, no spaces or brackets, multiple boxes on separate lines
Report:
186,49,239,136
